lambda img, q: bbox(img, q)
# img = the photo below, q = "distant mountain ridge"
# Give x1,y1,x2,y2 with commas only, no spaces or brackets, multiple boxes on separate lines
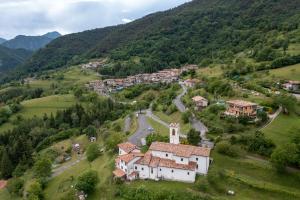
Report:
1,31,61,51
0,38,6,44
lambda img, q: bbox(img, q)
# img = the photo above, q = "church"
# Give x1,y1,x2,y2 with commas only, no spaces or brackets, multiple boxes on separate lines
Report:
113,123,211,183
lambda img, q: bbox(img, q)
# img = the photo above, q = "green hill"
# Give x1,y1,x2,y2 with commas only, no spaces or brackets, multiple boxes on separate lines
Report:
0,46,32,74
0,38,6,44
3,0,300,81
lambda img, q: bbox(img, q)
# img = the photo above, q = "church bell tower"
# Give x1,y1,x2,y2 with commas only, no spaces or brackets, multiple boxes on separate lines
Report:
169,123,180,144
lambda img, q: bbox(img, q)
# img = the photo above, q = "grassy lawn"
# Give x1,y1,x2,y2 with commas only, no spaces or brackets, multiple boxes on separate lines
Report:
154,111,191,134
147,117,169,136
262,113,300,146
268,63,300,81
0,94,76,133
44,152,115,200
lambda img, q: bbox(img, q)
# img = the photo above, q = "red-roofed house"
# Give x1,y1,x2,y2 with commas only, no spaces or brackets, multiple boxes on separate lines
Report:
192,96,208,110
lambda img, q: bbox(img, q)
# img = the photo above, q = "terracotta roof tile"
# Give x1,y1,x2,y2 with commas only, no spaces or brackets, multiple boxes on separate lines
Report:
118,153,144,164
113,168,126,177
149,142,210,157
158,158,197,171
118,142,137,153
227,100,257,107
192,96,207,102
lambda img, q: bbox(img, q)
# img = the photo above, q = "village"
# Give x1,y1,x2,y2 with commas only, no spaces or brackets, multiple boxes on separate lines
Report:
86,65,198,95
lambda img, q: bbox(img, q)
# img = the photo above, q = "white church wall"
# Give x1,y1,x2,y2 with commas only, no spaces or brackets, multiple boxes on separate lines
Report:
158,167,195,183
191,155,209,174
134,164,150,179
151,150,174,160
173,156,189,165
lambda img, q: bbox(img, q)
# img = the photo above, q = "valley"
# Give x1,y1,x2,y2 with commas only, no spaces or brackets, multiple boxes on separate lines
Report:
0,0,299,200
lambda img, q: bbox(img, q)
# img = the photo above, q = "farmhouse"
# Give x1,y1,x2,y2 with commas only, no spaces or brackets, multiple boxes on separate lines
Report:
225,100,258,117
283,81,300,91
192,96,208,110
113,123,211,183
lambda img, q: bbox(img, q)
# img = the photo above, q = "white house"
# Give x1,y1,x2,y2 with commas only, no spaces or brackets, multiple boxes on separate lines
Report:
113,123,211,183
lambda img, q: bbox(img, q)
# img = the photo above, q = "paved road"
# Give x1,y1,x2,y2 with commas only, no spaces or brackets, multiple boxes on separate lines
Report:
173,82,187,112
175,83,209,137
128,113,153,146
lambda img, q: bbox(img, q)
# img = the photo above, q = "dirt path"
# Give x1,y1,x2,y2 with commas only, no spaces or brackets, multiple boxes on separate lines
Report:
52,155,86,178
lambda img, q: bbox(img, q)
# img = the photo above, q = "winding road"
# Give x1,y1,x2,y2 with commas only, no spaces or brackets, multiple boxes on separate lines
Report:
128,113,153,146
174,84,209,136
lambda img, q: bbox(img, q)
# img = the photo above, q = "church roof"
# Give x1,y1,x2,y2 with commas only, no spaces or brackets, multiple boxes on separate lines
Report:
149,142,210,157
135,153,197,171
118,152,144,164
118,142,137,153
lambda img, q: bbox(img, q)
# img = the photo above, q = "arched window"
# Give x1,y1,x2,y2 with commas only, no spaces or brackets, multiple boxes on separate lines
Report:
172,129,176,136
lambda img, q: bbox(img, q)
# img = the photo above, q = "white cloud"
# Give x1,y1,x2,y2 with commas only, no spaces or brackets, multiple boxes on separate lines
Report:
122,18,133,23
0,0,191,39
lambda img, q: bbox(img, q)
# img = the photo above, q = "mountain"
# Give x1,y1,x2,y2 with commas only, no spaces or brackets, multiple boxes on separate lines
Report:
1,32,61,51
5,0,300,79
0,38,6,44
0,46,32,74
43,31,61,39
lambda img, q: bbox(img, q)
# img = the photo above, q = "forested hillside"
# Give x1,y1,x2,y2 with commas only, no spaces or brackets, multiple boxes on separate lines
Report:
0,38,6,44
0,46,32,74
3,0,300,80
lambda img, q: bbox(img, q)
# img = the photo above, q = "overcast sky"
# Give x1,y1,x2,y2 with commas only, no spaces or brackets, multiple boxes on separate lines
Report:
0,0,191,39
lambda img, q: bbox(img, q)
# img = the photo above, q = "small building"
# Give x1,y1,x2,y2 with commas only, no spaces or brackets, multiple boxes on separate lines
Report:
192,96,208,110
117,142,140,155
225,100,258,117
90,137,97,142
184,79,199,88
283,81,300,91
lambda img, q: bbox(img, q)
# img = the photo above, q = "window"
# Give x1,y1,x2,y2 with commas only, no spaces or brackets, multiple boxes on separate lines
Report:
196,157,198,161
172,129,176,136
151,168,153,174
187,172,190,175
196,164,198,169
142,168,144,171
135,166,137,170
160,168,162,171
171,170,174,173
181,158,183,162
166,154,168,157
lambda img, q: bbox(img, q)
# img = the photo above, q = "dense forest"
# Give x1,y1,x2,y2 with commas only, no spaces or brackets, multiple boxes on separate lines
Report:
1,0,299,82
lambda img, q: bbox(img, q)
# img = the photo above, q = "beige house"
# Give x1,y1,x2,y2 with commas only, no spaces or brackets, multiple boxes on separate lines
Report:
225,100,257,117
192,96,208,110
184,79,199,88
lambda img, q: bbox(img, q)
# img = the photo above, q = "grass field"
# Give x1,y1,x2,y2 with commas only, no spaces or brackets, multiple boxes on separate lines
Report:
0,94,76,133
197,65,223,78
29,66,100,90
154,111,192,134
262,113,300,146
268,64,300,81
147,117,169,136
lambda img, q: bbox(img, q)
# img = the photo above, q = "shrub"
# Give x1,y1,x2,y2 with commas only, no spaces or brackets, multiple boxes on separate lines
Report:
216,141,241,157
75,170,99,194
86,144,101,162
7,178,24,196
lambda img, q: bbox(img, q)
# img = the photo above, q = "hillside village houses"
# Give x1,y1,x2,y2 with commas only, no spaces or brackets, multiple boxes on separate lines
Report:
113,123,211,183
224,100,258,118
192,96,208,110
87,65,198,95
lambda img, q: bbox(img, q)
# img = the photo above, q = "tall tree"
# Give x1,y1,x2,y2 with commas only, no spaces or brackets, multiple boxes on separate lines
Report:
0,148,13,178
